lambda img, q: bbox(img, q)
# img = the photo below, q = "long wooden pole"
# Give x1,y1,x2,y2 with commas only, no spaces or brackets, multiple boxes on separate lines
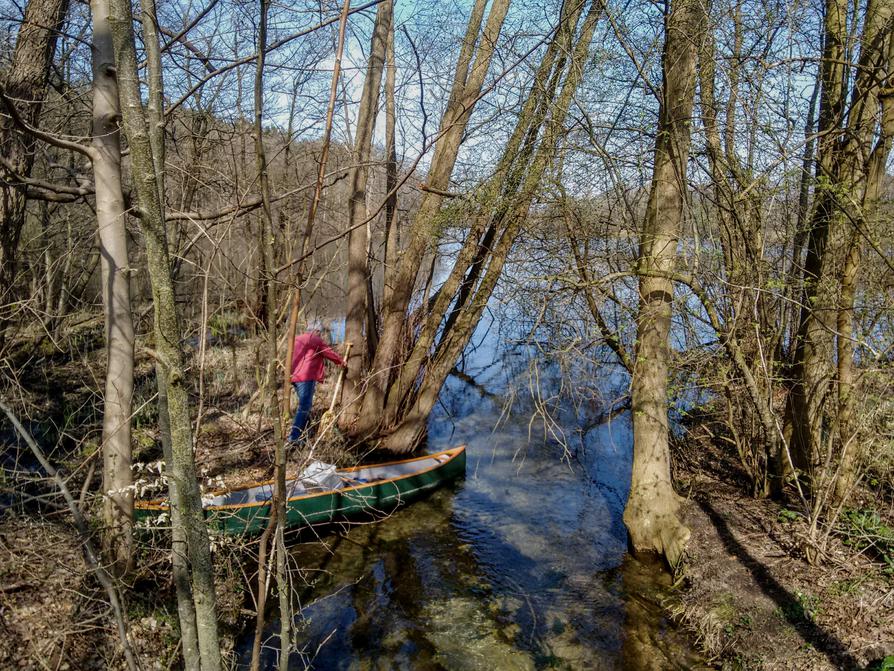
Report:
281,0,352,434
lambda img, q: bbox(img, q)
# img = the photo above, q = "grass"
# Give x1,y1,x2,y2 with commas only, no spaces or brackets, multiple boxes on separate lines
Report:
773,589,822,625
867,655,894,671
840,508,894,575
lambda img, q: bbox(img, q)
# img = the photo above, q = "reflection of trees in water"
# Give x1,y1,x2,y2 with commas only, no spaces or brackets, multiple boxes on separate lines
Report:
616,554,711,670
261,492,513,668
443,251,632,461
269,487,639,669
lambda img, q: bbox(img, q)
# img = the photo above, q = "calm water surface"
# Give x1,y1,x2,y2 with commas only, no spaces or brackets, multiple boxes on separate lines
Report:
238,312,706,670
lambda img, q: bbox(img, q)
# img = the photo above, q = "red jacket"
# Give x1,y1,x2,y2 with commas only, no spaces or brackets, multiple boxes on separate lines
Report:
290,332,345,382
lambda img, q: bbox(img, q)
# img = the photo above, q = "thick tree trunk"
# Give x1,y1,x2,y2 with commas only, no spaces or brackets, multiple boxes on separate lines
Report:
790,0,894,498
0,0,69,331
89,0,135,576
344,0,392,421
107,1,222,667
832,0,894,501
380,0,602,451
357,0,509,434
624,0,702,567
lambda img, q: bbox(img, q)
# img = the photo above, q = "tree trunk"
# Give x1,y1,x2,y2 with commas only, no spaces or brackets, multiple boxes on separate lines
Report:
789,0,894,499
0,0,69,335
382,0,584,427
344,0,392,421
624,0,702,567
380,0,602,451
107,1,222,667
831,0,894,501
89,0,135,576
357,0,509,434
383,16,399,295
253,0,291,664
156,374,201,668
138,0,201,663
788,0,848,477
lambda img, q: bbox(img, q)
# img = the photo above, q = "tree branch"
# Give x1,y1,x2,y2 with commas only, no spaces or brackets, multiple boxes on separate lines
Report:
0,154,94,202
165,0,385,115
167,169,348,222
0,401,139,671
0,85,96,160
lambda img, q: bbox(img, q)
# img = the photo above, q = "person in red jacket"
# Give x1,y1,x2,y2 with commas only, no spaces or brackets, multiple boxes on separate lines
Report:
289,320,346,442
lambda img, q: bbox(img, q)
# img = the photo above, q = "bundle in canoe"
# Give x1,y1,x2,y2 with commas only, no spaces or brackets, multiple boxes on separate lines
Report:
134,446,466,536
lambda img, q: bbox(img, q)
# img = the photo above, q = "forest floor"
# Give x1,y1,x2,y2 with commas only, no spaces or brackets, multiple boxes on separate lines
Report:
673,437,894,671
0,326,358,670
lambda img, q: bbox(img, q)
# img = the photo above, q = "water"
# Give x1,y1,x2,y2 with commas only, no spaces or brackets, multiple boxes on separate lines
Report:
237,308,707,669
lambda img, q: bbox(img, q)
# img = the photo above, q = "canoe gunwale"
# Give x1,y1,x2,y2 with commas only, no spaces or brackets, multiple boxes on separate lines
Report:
134,445,466,513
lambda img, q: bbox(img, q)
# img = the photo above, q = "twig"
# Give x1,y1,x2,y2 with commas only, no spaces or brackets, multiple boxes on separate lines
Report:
0,401,141,671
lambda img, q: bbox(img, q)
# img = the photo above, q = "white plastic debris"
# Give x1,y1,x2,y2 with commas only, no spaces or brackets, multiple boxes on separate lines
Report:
298,460,342,491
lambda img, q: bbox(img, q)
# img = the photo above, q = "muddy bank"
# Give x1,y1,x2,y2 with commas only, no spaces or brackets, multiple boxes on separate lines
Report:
0,517,177,670
673,470,893,670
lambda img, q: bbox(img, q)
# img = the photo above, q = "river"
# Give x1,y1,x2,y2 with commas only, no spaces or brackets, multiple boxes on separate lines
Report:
237,302,707,669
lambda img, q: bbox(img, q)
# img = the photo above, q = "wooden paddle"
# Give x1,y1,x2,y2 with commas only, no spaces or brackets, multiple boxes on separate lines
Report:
319,341,351,437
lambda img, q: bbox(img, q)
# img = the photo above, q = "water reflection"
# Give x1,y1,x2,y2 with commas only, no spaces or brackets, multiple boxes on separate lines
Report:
238,400,704,668
237,303,705,669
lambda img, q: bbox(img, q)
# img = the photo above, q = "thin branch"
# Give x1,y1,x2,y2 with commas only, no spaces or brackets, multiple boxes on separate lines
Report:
0,400,140,671
0,85,96,160
167,169,348,222
165,0,385,116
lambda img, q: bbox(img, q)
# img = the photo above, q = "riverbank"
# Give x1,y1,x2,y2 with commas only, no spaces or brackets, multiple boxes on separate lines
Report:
673,445,893,670
3,321,889,669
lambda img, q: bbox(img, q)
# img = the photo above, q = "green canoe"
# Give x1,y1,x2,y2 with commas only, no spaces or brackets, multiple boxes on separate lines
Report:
134,445,466,536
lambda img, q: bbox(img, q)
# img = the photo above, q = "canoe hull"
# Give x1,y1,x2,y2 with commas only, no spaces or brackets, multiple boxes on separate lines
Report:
135,446,466,536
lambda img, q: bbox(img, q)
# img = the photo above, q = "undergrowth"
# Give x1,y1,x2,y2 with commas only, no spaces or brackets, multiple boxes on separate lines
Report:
840,509,894,575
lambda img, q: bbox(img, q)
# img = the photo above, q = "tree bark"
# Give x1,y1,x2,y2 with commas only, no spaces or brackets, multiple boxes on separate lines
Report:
383,0,583,427
138,0,201,663
0,0,69,334
383,15,399,294
107,0,222,667
624,0,702,567
344,0,392,422
89,0,135,576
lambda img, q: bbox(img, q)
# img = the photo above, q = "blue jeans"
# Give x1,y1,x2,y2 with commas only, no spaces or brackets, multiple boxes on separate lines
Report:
289,381,317,442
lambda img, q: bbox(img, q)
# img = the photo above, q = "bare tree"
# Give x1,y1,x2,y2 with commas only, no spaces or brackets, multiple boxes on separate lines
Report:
107,0,222,665
788,0,894,508
624,0,703,567
353,0,510,436
344,0,392,418
0,0,69,338
88,0,136,577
